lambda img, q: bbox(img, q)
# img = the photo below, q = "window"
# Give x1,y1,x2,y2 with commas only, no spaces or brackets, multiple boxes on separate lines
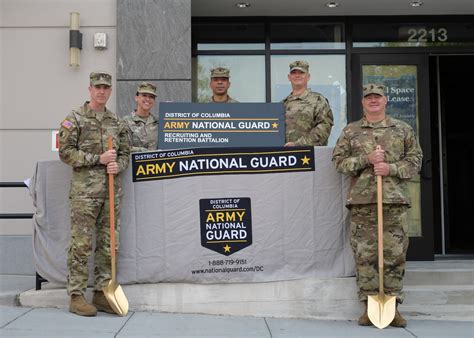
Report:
193,22,265,51
271,55,347,146
194,55,266,102
192,19,347,145
270,23,345,50
353,22,474,48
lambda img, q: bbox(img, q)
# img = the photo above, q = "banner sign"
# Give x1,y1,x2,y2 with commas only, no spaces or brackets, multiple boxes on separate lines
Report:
200,197,252,256
32,148,355,285
158,103,285,149
131,147,315,182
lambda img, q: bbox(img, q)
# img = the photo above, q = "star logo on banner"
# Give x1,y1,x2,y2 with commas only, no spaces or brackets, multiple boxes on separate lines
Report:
223,244,231,253
301,156,311,165
272,122,279,129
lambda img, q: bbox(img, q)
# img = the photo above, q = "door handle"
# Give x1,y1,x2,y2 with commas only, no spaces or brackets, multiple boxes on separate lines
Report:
420,158,432,179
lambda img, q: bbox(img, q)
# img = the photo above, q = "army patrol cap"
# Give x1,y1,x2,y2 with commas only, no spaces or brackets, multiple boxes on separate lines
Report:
137,82,157,97
363,83,385,97
289,60,309,73
90,71,112,87
210,67,230,78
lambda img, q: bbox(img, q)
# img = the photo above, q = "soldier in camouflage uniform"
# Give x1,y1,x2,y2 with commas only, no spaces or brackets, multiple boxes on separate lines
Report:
122,82,159,152
283,60,334,146
204,67,239,103
59,71,130,316
332,83,423,327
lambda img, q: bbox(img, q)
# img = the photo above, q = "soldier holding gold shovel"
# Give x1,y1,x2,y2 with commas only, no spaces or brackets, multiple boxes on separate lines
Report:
332,83,422,328
59,71,130,316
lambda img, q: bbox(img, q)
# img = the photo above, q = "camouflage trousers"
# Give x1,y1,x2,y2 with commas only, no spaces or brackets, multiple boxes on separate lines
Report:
350,204,409,303
67,196,120,295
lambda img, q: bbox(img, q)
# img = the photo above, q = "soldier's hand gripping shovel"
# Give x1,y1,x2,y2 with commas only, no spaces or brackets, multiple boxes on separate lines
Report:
367,146,396,329
102,136,129,316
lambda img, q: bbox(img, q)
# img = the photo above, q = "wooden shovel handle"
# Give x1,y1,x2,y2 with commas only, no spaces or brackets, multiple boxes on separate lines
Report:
107,136,116,280
376,145,384,296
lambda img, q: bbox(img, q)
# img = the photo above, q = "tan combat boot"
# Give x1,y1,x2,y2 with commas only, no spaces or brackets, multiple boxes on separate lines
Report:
358,301,372,326
69,294,97,316
390,308,407,327
92,291,116,314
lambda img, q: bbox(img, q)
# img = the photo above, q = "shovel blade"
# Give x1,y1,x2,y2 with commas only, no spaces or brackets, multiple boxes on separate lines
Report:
367,294,396,329
102,280,129,316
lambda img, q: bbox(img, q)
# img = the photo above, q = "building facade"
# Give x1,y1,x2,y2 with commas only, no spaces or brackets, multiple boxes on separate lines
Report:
1,0,473,274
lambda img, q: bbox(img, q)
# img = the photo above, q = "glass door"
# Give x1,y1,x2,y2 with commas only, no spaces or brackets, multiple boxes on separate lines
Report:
352,54,434,260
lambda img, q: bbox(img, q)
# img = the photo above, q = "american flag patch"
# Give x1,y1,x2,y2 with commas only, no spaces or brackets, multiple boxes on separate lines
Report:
62,120,73,129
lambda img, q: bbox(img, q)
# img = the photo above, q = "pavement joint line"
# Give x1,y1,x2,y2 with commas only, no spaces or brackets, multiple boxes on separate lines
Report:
263,317,273,338
404,326,418,337
115,311,135,337
1,307,33,329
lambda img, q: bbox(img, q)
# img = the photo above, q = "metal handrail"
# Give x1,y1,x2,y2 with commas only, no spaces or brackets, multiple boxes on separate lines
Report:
0,182,27,187
1,182,47,289
0,182,33,219
0,213,34,219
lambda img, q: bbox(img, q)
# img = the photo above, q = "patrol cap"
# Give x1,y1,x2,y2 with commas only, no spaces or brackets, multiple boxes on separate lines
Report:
90,71,112,87
137,82,157,97
210,67,230,78
363,83,385,97
289,60,309,73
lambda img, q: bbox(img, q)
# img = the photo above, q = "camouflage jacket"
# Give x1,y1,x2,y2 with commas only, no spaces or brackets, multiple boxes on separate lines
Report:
122,111,159,152
283,89,334,146
203,95,239,103
332,115,423,206
59,102,130,198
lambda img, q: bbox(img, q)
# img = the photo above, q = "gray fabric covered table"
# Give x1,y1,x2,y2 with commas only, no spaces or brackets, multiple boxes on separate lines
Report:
30,147,354,285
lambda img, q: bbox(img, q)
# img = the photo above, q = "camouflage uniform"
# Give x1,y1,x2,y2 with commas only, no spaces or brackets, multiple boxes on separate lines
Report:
59,90,130,295
332,94,422,302
283,89,334,146
122,112,159,152
283,61,334,146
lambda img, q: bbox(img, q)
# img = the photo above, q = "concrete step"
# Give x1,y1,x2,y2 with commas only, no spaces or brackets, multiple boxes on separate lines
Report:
405,285,474,305
14,260,474,321
18,277,474,322
405,260,474,286
0,275,35,306
19,278,362,321
404,270,474,286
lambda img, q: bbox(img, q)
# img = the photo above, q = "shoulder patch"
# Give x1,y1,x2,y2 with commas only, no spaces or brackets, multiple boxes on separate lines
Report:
62,119,73,129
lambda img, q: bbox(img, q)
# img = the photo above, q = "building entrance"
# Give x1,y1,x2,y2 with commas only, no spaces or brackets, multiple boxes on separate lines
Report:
352,53,434,260
436,55,474,254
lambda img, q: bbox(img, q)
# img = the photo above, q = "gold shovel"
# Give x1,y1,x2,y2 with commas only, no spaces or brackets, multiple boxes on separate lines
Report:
102,136,129,316
367,151,396,329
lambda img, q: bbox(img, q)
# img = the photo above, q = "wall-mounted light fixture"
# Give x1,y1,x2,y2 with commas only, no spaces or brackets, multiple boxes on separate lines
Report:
69,12,82,67
325,1,340,8
235,2,251,8
410,1,423,7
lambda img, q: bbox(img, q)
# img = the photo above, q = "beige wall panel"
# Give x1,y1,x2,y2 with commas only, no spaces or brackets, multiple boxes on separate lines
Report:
0,187,33,213
0,27,117,129
0,0,116,27
0,30,3,114
0,219,32,235
0,130,60,180
0,188,34,236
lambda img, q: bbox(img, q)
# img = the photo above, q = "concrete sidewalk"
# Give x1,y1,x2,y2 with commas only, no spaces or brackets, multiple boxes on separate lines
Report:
1,305,473,337
1,273,473,337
